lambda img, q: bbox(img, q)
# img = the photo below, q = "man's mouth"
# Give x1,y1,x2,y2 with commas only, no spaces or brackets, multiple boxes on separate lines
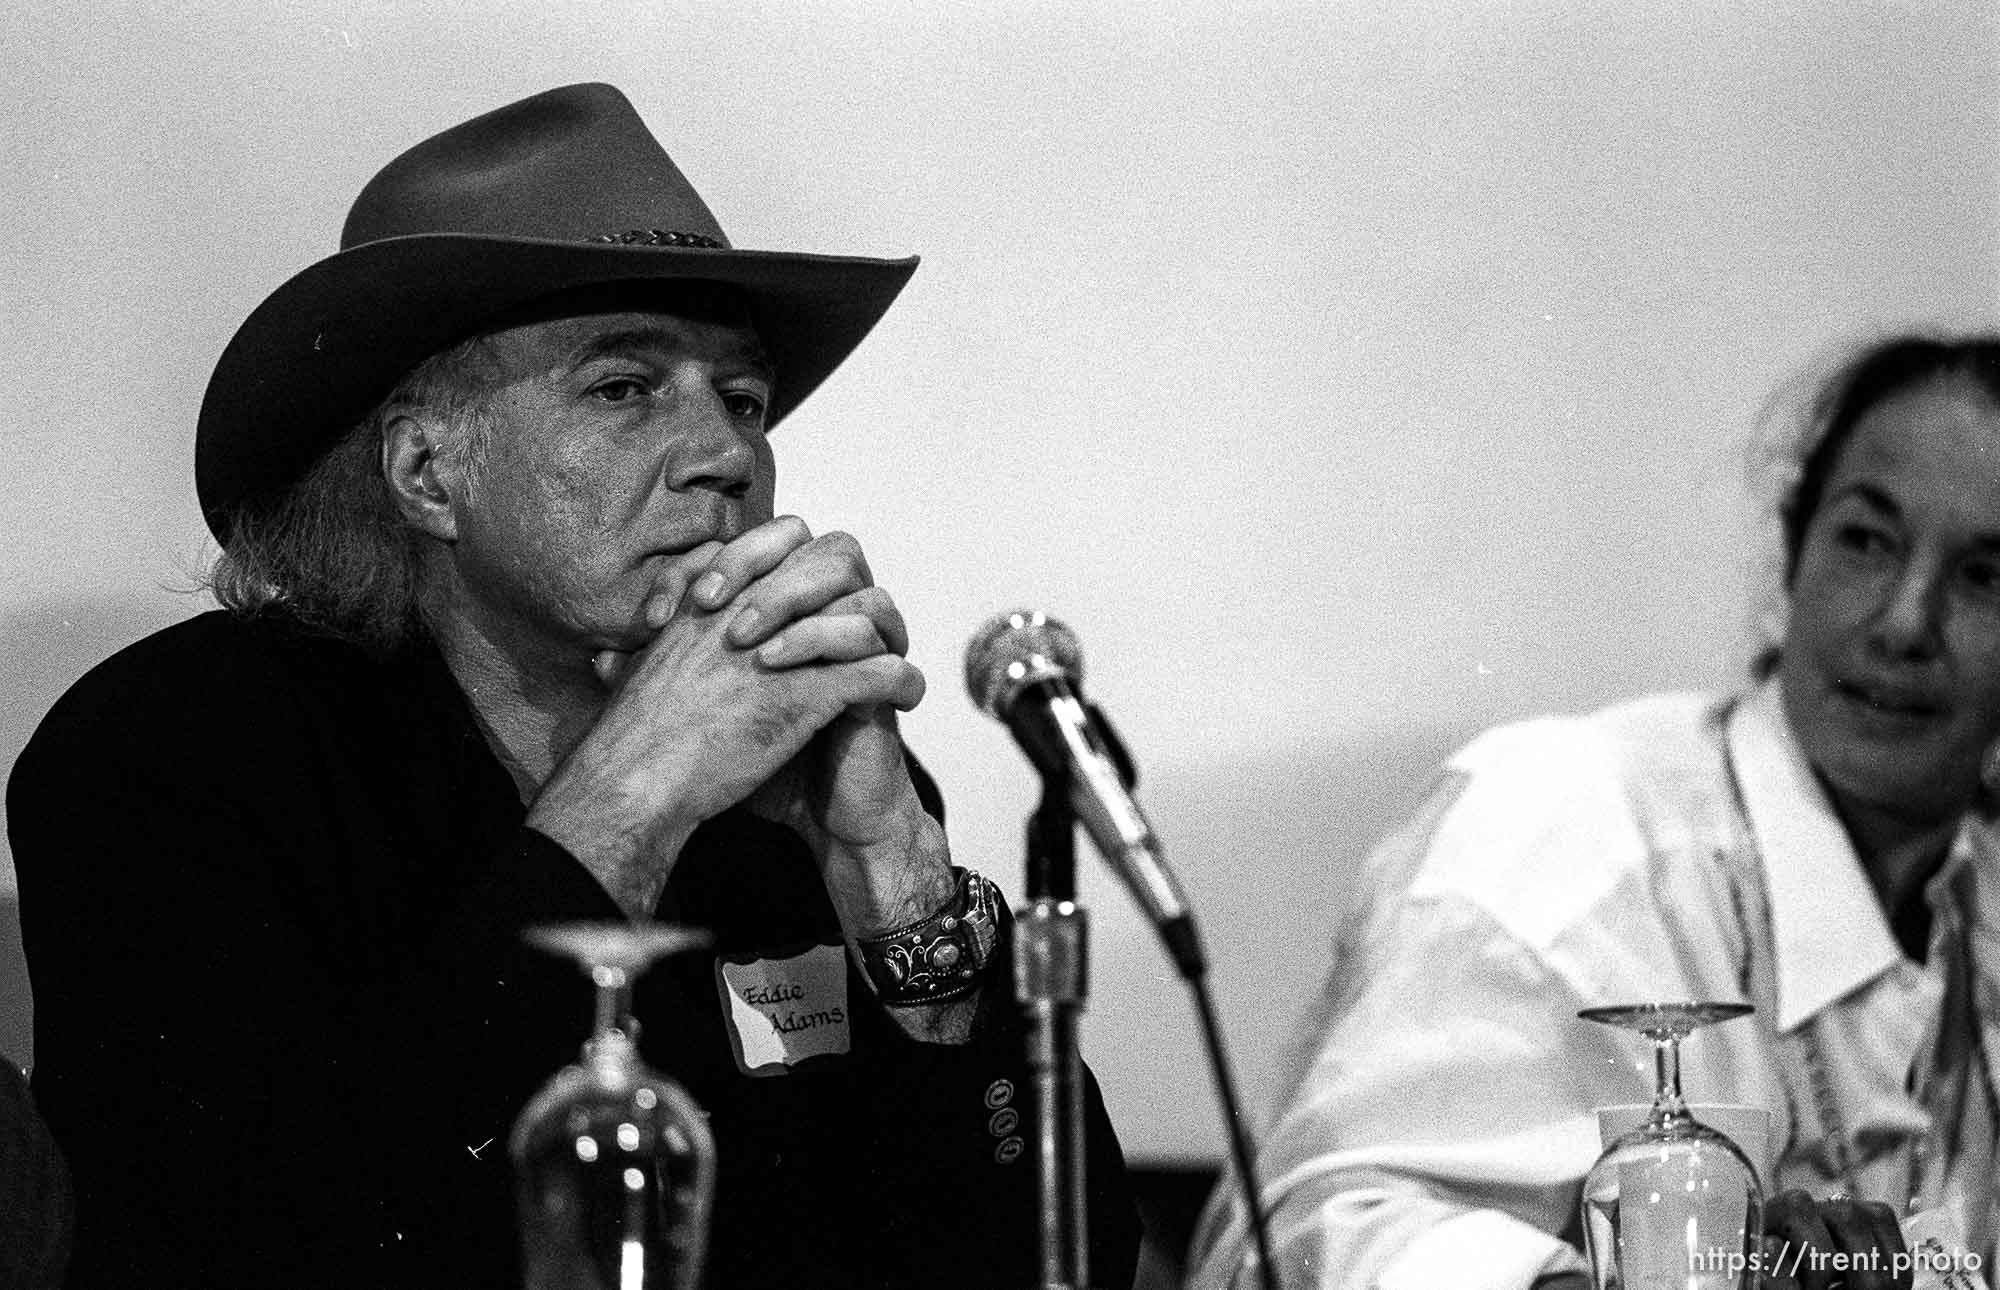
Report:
658,506,747,557
645,518,741,563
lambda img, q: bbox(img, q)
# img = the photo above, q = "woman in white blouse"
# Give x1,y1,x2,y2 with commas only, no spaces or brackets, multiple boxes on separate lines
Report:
1191,334,2000,1290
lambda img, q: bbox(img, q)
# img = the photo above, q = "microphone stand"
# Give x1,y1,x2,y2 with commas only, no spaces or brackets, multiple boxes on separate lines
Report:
1081,709,1283,1290
1017,766,1091,1290
970,612,1279,1290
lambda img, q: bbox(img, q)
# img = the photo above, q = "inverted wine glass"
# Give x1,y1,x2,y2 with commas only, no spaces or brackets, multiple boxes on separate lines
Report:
1578,1002,1763,1290
511,922,716,1290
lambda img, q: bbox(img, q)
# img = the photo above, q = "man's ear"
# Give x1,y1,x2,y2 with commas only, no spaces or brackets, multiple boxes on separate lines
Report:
382,410,460,541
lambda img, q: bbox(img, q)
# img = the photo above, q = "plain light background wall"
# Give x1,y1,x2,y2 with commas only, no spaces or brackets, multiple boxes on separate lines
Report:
3,1,1997,1162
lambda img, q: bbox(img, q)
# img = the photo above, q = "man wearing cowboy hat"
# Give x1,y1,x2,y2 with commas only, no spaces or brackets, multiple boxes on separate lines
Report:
10,84,1138,1289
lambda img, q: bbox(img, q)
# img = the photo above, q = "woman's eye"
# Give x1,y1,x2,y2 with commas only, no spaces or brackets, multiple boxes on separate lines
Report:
1834,523,1891,555
1960,557,2000,594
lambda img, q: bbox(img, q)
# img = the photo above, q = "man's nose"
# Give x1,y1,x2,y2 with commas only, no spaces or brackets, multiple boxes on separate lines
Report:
665,394,760,500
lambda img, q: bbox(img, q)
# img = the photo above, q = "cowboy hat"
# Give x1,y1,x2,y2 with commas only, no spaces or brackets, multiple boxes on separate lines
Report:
195,82,917,540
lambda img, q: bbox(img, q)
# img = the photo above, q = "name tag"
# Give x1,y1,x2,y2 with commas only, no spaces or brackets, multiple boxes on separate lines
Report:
714,942,851,1077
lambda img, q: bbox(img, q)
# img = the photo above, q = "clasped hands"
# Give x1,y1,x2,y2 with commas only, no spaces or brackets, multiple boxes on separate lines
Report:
527,516,952,933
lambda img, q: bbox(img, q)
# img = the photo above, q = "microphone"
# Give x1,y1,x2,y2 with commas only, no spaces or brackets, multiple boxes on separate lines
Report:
964,610,1204,979
967,613,1278,1290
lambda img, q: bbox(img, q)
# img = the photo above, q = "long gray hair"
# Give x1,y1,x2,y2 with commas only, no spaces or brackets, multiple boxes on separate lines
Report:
204,337,496,654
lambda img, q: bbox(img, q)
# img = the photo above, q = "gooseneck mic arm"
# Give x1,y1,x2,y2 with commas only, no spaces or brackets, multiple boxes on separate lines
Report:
964,614,1202,978
965,611,1281,1290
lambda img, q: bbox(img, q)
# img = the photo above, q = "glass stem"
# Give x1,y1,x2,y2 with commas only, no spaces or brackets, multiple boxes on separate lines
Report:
592,964,633,1038
1653,1032,1686,1121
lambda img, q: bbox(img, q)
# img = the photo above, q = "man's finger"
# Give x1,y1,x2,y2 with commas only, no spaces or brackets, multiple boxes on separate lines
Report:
824,585,908,656
826,654,927,712
763,656,928,729
753,586,907,660
641,539,727,629
592,648,635,690
689,516,814,612
756,615,891,668
723,530,875,647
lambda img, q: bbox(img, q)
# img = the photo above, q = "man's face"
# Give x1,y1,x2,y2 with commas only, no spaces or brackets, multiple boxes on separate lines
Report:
439,306,778,659
1780,378,2000,827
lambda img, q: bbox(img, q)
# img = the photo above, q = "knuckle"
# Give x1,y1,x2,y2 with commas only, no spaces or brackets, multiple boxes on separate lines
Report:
818,530,871,575
745,707,798,750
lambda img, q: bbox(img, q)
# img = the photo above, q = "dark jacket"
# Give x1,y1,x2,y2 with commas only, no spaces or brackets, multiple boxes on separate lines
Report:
11,610,1137,1289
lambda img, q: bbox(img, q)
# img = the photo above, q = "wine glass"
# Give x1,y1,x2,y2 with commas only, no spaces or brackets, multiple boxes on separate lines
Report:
1578,1002,1764,1290
511,922,716,1290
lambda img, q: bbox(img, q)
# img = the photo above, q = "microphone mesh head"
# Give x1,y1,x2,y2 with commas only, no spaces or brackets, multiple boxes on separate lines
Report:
963,609,1083,718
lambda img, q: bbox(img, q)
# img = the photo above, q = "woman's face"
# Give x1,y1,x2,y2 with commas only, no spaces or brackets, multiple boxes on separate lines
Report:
1780,378,2000,827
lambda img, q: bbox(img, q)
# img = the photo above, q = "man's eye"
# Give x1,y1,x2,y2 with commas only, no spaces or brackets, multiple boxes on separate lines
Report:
722,390,768,421
589,377,649,403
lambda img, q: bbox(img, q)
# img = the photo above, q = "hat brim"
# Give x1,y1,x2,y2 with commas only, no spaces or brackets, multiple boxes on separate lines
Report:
195,235,917,540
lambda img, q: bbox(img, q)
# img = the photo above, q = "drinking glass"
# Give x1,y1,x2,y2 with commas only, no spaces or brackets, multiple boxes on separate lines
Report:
1578,1002,1764,1290
511,922,716,1290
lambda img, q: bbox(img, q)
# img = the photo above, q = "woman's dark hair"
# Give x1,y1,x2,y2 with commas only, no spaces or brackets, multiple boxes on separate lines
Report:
1779,335,2000,582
